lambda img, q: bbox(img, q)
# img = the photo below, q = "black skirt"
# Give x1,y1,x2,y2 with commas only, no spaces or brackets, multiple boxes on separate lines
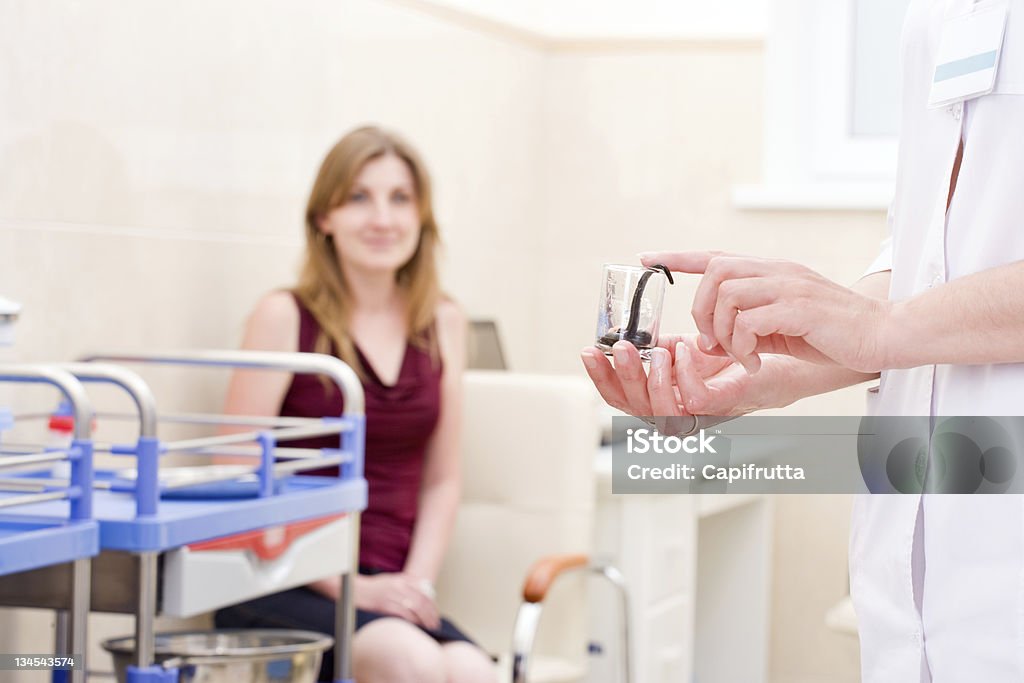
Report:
214,579,478,682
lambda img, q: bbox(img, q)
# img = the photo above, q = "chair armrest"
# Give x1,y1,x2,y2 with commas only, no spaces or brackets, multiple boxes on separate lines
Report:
513,556,633,683
522,553,589,603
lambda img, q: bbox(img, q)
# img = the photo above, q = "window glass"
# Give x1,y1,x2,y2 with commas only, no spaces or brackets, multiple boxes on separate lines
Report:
852,0,912,137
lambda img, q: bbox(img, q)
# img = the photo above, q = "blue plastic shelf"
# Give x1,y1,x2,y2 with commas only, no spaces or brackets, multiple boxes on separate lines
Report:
0,511,99,576
9,474,366,552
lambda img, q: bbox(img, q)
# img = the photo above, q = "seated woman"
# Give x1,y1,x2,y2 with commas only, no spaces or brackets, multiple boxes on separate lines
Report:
214,126,496,683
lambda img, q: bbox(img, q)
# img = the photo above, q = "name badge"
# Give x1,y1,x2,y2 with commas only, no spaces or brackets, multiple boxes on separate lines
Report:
928,1,1010,108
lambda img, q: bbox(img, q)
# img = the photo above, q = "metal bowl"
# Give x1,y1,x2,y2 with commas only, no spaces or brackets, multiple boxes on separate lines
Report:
102,629,333,683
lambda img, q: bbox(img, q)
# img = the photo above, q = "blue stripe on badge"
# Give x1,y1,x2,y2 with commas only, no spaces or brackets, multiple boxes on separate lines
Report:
934,50,999,82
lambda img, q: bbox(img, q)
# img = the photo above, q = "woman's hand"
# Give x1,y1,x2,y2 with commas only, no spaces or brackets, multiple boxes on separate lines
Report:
640,252,893,374
355,573,441,630
306,573,440,630
581,335,783,419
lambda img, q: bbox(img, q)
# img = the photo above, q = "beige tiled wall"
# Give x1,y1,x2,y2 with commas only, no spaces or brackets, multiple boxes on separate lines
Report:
1,1,880,681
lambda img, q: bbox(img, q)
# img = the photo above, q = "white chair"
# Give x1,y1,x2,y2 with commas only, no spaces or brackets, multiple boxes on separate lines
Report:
436,371,630,683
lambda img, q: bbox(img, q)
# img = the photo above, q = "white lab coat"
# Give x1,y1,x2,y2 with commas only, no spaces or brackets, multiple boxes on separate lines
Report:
853,0,1024,681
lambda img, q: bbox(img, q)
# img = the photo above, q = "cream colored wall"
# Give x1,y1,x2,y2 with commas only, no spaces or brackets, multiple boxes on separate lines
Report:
0,1,878,681
0,0,545,374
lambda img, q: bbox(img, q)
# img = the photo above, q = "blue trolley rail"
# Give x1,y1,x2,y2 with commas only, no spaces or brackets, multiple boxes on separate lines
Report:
0,351,366,683
0,365,97,683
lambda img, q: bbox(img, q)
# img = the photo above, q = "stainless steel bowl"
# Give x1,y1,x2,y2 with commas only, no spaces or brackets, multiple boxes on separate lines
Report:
102,629,333,683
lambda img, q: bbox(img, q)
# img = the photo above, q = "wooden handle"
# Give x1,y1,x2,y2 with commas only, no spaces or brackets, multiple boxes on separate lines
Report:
522,553,589,603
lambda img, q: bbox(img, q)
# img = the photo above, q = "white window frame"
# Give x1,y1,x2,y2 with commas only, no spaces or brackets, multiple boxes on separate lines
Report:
733,0,901,210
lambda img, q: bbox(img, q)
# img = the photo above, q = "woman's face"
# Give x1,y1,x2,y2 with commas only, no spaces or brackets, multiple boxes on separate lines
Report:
319,153,421,277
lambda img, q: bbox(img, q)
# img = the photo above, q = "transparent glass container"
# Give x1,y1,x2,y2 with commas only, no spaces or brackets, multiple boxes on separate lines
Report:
595,264,672,361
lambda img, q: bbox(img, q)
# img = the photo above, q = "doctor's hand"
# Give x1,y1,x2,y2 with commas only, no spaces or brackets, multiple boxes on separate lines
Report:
353,573,441,630
640,251,893,374
581,336,779,418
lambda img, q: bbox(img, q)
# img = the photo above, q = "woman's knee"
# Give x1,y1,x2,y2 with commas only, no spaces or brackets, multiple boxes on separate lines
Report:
353,618,445,683
442,641,498,683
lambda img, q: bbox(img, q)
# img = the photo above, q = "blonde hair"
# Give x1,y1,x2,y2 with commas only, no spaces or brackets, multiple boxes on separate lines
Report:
295,126,442,378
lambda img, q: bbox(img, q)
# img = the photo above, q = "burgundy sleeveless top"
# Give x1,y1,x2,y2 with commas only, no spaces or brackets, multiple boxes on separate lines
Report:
279,293,442,572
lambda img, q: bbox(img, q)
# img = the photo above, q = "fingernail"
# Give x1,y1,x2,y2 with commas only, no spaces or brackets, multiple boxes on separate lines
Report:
636,252,655,259
581,351,597,369
651,348,666,371
699,334,714,351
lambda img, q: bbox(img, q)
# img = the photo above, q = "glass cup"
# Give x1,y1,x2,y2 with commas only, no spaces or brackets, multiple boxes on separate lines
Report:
595,264,672,361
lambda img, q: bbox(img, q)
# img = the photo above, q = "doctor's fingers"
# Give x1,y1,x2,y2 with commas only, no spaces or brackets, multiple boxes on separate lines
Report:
581,347,630,412
612,342,654,416
693,257,806,351
673,341,716,415
712,278,782,373
654,333,692,362
639,250,733,275
730,303,808,361
676,335,734,379
655,333,722,367
647,347,683,417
